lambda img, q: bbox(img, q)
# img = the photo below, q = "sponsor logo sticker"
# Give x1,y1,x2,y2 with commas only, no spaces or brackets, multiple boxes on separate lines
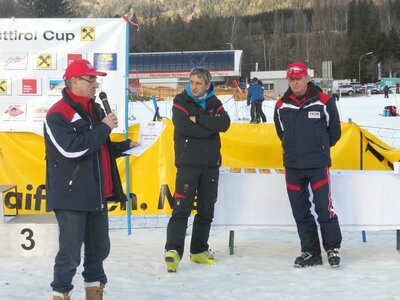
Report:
308,111,320,119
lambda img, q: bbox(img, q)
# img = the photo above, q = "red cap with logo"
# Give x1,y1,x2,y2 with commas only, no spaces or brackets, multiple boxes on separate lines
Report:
64,59,107,80
286,62,308,79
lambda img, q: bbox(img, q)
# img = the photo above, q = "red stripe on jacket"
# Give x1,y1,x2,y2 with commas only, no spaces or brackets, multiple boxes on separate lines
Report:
318,92,331,104
173,103,189,115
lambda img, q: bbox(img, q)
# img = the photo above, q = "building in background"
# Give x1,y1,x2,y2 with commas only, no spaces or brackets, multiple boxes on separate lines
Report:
250,68,315,98
127,50,243,100
129,50,242,86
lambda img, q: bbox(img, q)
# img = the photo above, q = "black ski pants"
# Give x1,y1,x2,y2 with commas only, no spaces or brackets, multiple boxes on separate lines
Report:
285,167,342,255
250,102,266,123
165,166,219,258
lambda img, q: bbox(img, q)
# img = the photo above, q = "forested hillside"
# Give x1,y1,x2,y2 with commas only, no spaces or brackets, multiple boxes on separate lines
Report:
81,0,320,19
1,0,399,82
124,0,400,82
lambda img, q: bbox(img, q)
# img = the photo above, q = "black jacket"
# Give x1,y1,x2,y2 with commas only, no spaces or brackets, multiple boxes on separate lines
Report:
172,89,230,168
44,89,130,212
274,82,341,169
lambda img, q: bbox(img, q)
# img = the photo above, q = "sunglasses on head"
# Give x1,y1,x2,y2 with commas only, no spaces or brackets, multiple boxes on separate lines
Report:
190,67,211,83
287,67,305,73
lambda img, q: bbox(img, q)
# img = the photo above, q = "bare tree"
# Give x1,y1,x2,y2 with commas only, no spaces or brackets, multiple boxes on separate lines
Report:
230,15,240,49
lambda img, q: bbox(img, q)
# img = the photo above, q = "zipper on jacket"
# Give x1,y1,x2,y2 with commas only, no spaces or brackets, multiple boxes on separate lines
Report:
83,108,104,210
179,139,188,161
204,139,208,166
68,164,81,191
95,151,104,210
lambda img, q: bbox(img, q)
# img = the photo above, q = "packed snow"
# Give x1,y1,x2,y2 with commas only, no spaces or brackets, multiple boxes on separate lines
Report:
128,92,400,148
1,93,400,300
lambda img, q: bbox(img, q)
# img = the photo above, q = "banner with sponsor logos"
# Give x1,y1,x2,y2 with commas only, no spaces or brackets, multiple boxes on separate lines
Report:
0,18,127,133
1,121,400,216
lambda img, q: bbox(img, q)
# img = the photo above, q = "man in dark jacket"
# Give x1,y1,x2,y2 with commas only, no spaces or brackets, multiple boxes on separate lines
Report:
44,59,138,300
247,77,266,123
383,84,389,98
273,61,342,268
164,67,230,272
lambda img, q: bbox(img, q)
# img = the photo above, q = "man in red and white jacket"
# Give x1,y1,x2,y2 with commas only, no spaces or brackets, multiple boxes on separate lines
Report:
274,61,342,268
44,59,138,300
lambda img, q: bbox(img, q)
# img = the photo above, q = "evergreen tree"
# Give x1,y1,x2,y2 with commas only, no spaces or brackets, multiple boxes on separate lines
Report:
17,0,77,18
99,0,399,80
345,0,378,82
382,27,400,77
0,0,17,17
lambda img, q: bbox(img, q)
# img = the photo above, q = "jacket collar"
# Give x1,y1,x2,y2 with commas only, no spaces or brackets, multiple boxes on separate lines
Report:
283,82,319,106
184,83,215,109
63,88,94,113
62,88,98,120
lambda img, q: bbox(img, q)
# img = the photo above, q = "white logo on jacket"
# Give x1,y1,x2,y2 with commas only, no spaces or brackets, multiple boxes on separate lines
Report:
308,111,320,118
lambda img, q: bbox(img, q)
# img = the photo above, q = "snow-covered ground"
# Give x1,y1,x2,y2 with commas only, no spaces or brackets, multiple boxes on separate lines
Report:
129,92,400,148
1,93,400,300
1,228,400,300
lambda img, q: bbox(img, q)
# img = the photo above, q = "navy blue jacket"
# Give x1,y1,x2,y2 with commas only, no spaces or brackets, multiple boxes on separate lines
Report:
44,89,131,212
273,82,341,169
172,84,230,168
247,83,264,105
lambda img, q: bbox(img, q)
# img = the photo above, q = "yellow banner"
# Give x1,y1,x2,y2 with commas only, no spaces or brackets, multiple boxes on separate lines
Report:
1,122,399,216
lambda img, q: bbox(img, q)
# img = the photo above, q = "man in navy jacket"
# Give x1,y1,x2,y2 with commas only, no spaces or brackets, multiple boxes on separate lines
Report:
273,62,342,268
44,59,138,300
247,77,266,123
164,68,230,272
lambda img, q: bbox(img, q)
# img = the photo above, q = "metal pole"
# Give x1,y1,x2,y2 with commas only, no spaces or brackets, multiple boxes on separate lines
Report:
125,21,132,235
358,52,373,84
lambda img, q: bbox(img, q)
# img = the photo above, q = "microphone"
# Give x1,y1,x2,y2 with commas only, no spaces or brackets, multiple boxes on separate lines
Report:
99,92,112,114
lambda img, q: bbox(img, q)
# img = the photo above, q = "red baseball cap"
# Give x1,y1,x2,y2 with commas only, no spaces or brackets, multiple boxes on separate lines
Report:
64,59,107,80
286,62,308,79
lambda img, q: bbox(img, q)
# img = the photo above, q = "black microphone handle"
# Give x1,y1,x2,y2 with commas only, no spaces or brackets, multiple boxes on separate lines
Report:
99,92,112,114
101,99,112,115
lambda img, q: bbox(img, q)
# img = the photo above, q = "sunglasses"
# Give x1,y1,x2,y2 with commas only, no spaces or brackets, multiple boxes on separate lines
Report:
287,67,305,73
77,76,98,84
191,67,207,72
190,68,211,83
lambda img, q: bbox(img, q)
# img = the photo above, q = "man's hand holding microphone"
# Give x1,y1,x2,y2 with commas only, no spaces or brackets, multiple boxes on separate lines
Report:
102,112,118,129
99,91,139,148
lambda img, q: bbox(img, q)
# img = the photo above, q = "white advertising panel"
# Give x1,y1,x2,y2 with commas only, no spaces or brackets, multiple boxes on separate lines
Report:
0,18,127,133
